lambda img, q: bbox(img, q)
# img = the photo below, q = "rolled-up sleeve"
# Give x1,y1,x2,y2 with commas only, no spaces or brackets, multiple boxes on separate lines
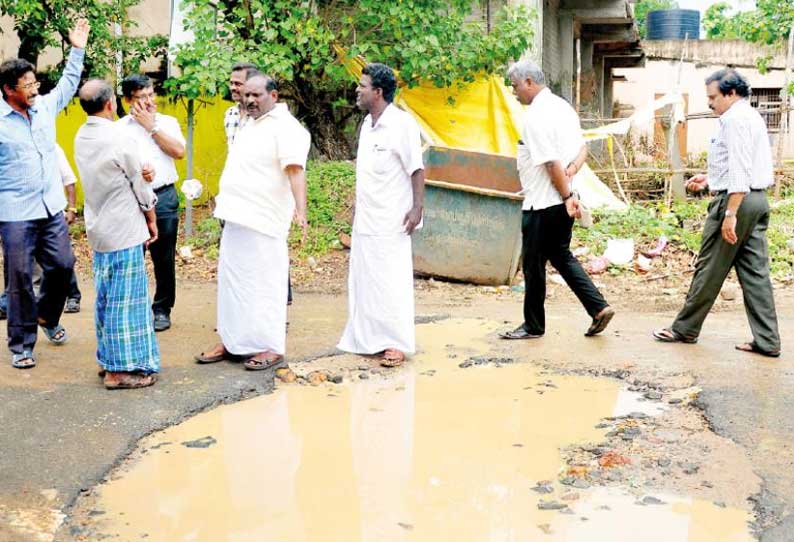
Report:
725,118,753,194
117,137,156,210
41,48,85,117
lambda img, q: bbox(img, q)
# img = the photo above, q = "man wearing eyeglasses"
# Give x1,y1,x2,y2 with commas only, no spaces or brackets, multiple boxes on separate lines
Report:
118,74,186,333
0,19,90,369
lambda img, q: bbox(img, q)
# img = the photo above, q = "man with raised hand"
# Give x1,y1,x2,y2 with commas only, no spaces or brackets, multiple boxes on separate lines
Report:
0,18,90,369
337,63,425,368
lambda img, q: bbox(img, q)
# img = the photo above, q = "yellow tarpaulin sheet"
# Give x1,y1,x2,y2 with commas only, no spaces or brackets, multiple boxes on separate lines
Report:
335,45,522,156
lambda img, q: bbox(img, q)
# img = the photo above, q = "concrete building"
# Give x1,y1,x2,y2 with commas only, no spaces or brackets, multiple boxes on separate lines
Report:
614,39,793,159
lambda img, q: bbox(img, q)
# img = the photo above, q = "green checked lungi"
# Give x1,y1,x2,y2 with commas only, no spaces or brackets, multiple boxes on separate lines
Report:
93,245,160,374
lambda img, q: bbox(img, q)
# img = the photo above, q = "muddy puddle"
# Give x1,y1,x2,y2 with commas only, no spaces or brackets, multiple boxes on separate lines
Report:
67,319,754,541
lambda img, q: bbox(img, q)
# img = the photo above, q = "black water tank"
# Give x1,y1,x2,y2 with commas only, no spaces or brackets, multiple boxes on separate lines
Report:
646,9,700,40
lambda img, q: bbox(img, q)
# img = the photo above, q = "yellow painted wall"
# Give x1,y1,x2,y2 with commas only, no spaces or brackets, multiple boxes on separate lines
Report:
56,96,232,207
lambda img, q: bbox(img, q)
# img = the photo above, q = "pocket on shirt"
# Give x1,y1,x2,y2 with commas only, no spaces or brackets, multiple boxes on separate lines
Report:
372,145,399,176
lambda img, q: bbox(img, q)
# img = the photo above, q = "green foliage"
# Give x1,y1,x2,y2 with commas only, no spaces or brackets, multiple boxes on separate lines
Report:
633,0,678,39
0,0,167,81
576,198,794,279
187,216,223,259
702,2,745,40
703,0,794,45
296,160,356,256
576,200,706,258
165,0,536,157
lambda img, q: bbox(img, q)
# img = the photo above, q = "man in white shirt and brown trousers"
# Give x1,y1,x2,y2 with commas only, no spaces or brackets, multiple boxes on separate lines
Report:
195,74,310,370
654,69,781,358
501,60,614,341
337,63,425,368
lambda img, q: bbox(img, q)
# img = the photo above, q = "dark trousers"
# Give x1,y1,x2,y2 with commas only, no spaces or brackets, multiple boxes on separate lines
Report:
150,184,179,316
672,191,780,352
521,204,608,335
39,265,81,301
0,212,75,353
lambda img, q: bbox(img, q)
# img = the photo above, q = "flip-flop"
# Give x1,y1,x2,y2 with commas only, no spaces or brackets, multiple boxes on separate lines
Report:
11,351,36,369
244,354,285,371
195,344,231,364
652,328,698,344
585,307,615,336
499,326,543,340
735,342,781,358
380,349,406,368
40,324,67,345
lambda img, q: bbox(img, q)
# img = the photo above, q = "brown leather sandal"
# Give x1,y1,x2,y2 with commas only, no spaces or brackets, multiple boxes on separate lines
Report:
244,353,285,371
380,349,406,368
195,343,231,364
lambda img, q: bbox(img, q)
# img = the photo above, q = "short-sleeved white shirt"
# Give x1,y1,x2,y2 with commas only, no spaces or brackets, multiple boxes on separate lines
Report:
516,87,585,211
116,113,186,190
55,145,76,186
354,104,424,236
214,103,311,238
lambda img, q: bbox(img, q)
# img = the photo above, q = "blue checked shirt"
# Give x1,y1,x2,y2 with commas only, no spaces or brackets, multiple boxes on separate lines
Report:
0,48,85,222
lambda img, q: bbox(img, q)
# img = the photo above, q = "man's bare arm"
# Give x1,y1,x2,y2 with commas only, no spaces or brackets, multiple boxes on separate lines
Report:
403,168,425,235
286,164,308,242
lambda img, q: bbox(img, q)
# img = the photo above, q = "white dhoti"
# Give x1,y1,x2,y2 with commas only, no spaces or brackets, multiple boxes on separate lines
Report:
338,233,416,355
217,221,288,355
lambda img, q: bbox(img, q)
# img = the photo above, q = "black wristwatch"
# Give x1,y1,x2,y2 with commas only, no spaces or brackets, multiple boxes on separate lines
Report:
562,192,574,202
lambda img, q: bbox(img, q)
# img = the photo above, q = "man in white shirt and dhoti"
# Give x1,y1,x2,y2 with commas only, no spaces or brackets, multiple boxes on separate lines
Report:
337,63,425,368
195,74,310,371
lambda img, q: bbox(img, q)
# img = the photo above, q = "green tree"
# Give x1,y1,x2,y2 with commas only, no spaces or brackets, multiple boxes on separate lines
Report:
703,0,794,45
633,0,678,39
165,0,536,159
0,0,167,82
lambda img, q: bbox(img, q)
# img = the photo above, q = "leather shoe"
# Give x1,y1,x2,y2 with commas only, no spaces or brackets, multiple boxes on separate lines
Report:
153,312,171,332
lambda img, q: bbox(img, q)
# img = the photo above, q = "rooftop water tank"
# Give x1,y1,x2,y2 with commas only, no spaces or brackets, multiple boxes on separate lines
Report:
646,9,700,40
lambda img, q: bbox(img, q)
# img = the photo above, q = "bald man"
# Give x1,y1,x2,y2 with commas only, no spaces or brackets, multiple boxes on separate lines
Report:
74,79,160,389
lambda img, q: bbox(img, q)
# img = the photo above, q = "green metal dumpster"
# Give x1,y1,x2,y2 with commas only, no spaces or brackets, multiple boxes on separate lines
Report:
412,146,524,286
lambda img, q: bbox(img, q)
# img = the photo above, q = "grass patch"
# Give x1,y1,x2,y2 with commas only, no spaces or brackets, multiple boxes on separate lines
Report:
577,196,794,279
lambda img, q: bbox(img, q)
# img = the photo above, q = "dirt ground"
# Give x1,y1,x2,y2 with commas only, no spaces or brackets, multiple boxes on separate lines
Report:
1,242,793,541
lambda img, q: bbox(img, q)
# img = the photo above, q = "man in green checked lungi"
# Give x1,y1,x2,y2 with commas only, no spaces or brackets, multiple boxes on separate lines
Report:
73,79,161,389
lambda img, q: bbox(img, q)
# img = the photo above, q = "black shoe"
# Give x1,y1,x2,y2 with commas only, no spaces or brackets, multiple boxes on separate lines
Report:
499,325,543,340
64,298,80,313
153,313,171,332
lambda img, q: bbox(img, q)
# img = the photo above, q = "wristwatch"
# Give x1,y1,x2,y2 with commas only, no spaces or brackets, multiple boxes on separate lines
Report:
724,209,736,218
149,124,160,136
67,207,78,214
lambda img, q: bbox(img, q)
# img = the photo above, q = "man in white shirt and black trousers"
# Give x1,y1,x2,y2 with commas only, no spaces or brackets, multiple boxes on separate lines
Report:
653,69,780,358
118,74,186,332
501,59,614,341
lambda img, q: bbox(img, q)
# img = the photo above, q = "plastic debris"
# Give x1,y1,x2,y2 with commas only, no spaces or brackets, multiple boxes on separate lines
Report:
641,235,668,258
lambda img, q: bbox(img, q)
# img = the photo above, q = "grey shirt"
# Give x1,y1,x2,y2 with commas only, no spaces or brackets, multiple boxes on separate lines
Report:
74,116,157,253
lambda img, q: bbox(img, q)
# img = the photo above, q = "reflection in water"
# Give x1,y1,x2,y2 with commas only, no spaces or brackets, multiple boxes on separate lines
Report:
85,319,753,542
